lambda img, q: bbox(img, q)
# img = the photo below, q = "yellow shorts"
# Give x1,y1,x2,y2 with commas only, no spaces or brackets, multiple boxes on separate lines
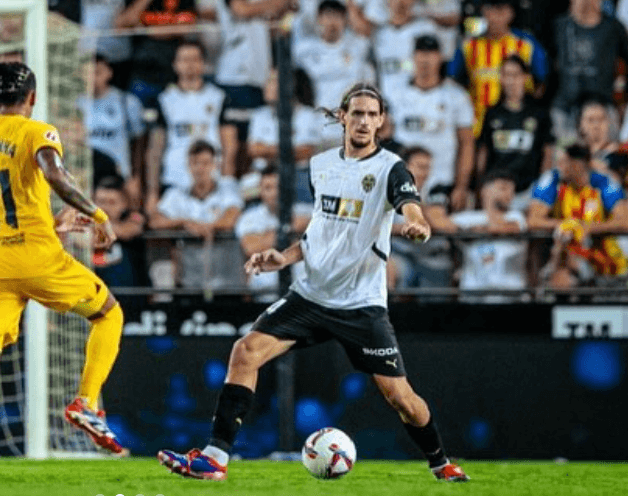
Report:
0,252,109,350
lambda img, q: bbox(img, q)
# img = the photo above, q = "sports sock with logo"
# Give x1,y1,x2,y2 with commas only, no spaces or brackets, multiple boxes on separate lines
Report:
403,417,449,468
208,383,254,455
77,303,123,411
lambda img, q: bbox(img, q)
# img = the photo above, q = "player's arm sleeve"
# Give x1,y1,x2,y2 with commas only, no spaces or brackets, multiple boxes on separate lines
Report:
387,161,421,214
530,169,559,207
30,123,64,160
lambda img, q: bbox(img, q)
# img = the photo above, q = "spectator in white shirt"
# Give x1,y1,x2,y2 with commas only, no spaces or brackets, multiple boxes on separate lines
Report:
450,169,528,303
145,41,239,214
77,54,146,204
247,68,321,203
149,140,244,288
235,165,311,299
388,35,475,211
294,0,375,146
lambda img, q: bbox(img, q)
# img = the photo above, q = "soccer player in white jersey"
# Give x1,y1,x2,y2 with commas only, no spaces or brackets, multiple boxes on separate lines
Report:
157,83,470,483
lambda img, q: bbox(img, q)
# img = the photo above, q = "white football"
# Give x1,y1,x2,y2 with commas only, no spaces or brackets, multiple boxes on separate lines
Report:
301,427,356,479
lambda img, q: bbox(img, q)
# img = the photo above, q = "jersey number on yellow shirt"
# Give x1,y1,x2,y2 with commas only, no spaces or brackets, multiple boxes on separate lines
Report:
0,169,17,228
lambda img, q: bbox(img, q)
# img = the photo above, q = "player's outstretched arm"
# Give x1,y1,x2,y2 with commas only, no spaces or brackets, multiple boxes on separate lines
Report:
36,147,117,249
244,241,303,275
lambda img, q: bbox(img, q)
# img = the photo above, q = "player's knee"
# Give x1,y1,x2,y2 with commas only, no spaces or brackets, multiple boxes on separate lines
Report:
230,337,264,371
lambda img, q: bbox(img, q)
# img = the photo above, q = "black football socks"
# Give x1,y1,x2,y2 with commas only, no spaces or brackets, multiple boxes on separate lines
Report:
209,383,254,454
403,417,448,468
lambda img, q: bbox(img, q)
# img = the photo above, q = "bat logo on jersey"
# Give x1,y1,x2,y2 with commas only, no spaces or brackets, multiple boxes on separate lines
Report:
361,174,376,193
321,195,363,220
44,130,60,143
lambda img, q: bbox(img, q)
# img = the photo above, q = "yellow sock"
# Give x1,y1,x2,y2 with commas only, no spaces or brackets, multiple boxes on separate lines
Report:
78,303,123,411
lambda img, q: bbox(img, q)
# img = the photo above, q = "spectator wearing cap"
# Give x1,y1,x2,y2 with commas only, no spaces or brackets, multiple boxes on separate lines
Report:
477,55,555,211
388,35,475,212
293,0,375,146
448,0,549,137
364,0,444,102
551,0,628,140
76,54,146,205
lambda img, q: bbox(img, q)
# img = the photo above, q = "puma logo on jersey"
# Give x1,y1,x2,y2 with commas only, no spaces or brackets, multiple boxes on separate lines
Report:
386,359,398,369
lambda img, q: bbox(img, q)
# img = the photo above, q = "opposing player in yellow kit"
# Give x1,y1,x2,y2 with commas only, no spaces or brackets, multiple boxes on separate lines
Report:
0,62,127,455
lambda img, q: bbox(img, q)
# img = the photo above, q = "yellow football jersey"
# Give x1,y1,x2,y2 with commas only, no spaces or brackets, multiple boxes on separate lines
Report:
0,114,66,278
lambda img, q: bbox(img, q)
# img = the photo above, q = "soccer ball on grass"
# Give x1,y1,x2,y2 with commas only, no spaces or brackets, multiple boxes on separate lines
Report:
301,427,356,479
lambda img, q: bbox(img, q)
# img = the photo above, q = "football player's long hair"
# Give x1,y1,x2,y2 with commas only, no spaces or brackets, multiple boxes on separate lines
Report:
318,83,385,128
0,62,36,106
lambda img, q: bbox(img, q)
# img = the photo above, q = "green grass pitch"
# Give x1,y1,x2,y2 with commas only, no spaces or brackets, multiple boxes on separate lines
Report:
1,458,625,496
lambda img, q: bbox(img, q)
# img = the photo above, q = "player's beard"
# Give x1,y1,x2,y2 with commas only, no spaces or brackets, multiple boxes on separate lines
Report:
349,137,371,149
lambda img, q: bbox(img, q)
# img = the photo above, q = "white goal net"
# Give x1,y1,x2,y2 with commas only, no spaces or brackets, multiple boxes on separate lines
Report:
0,3,96,457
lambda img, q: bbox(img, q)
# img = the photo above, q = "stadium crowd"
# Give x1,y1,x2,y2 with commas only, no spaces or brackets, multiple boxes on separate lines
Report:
4,0,628,299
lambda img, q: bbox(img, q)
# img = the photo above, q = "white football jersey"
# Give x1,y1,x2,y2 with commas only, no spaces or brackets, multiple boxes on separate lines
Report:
293,147,420,309
157,83,227,189
293,32,375,110
450,210,527,302
76,88,145,178
373,18,441,101
388,80,474,192
214,0,271,87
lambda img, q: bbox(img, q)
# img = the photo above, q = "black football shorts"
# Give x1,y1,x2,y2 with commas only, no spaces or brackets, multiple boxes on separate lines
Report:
253,291,406,377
